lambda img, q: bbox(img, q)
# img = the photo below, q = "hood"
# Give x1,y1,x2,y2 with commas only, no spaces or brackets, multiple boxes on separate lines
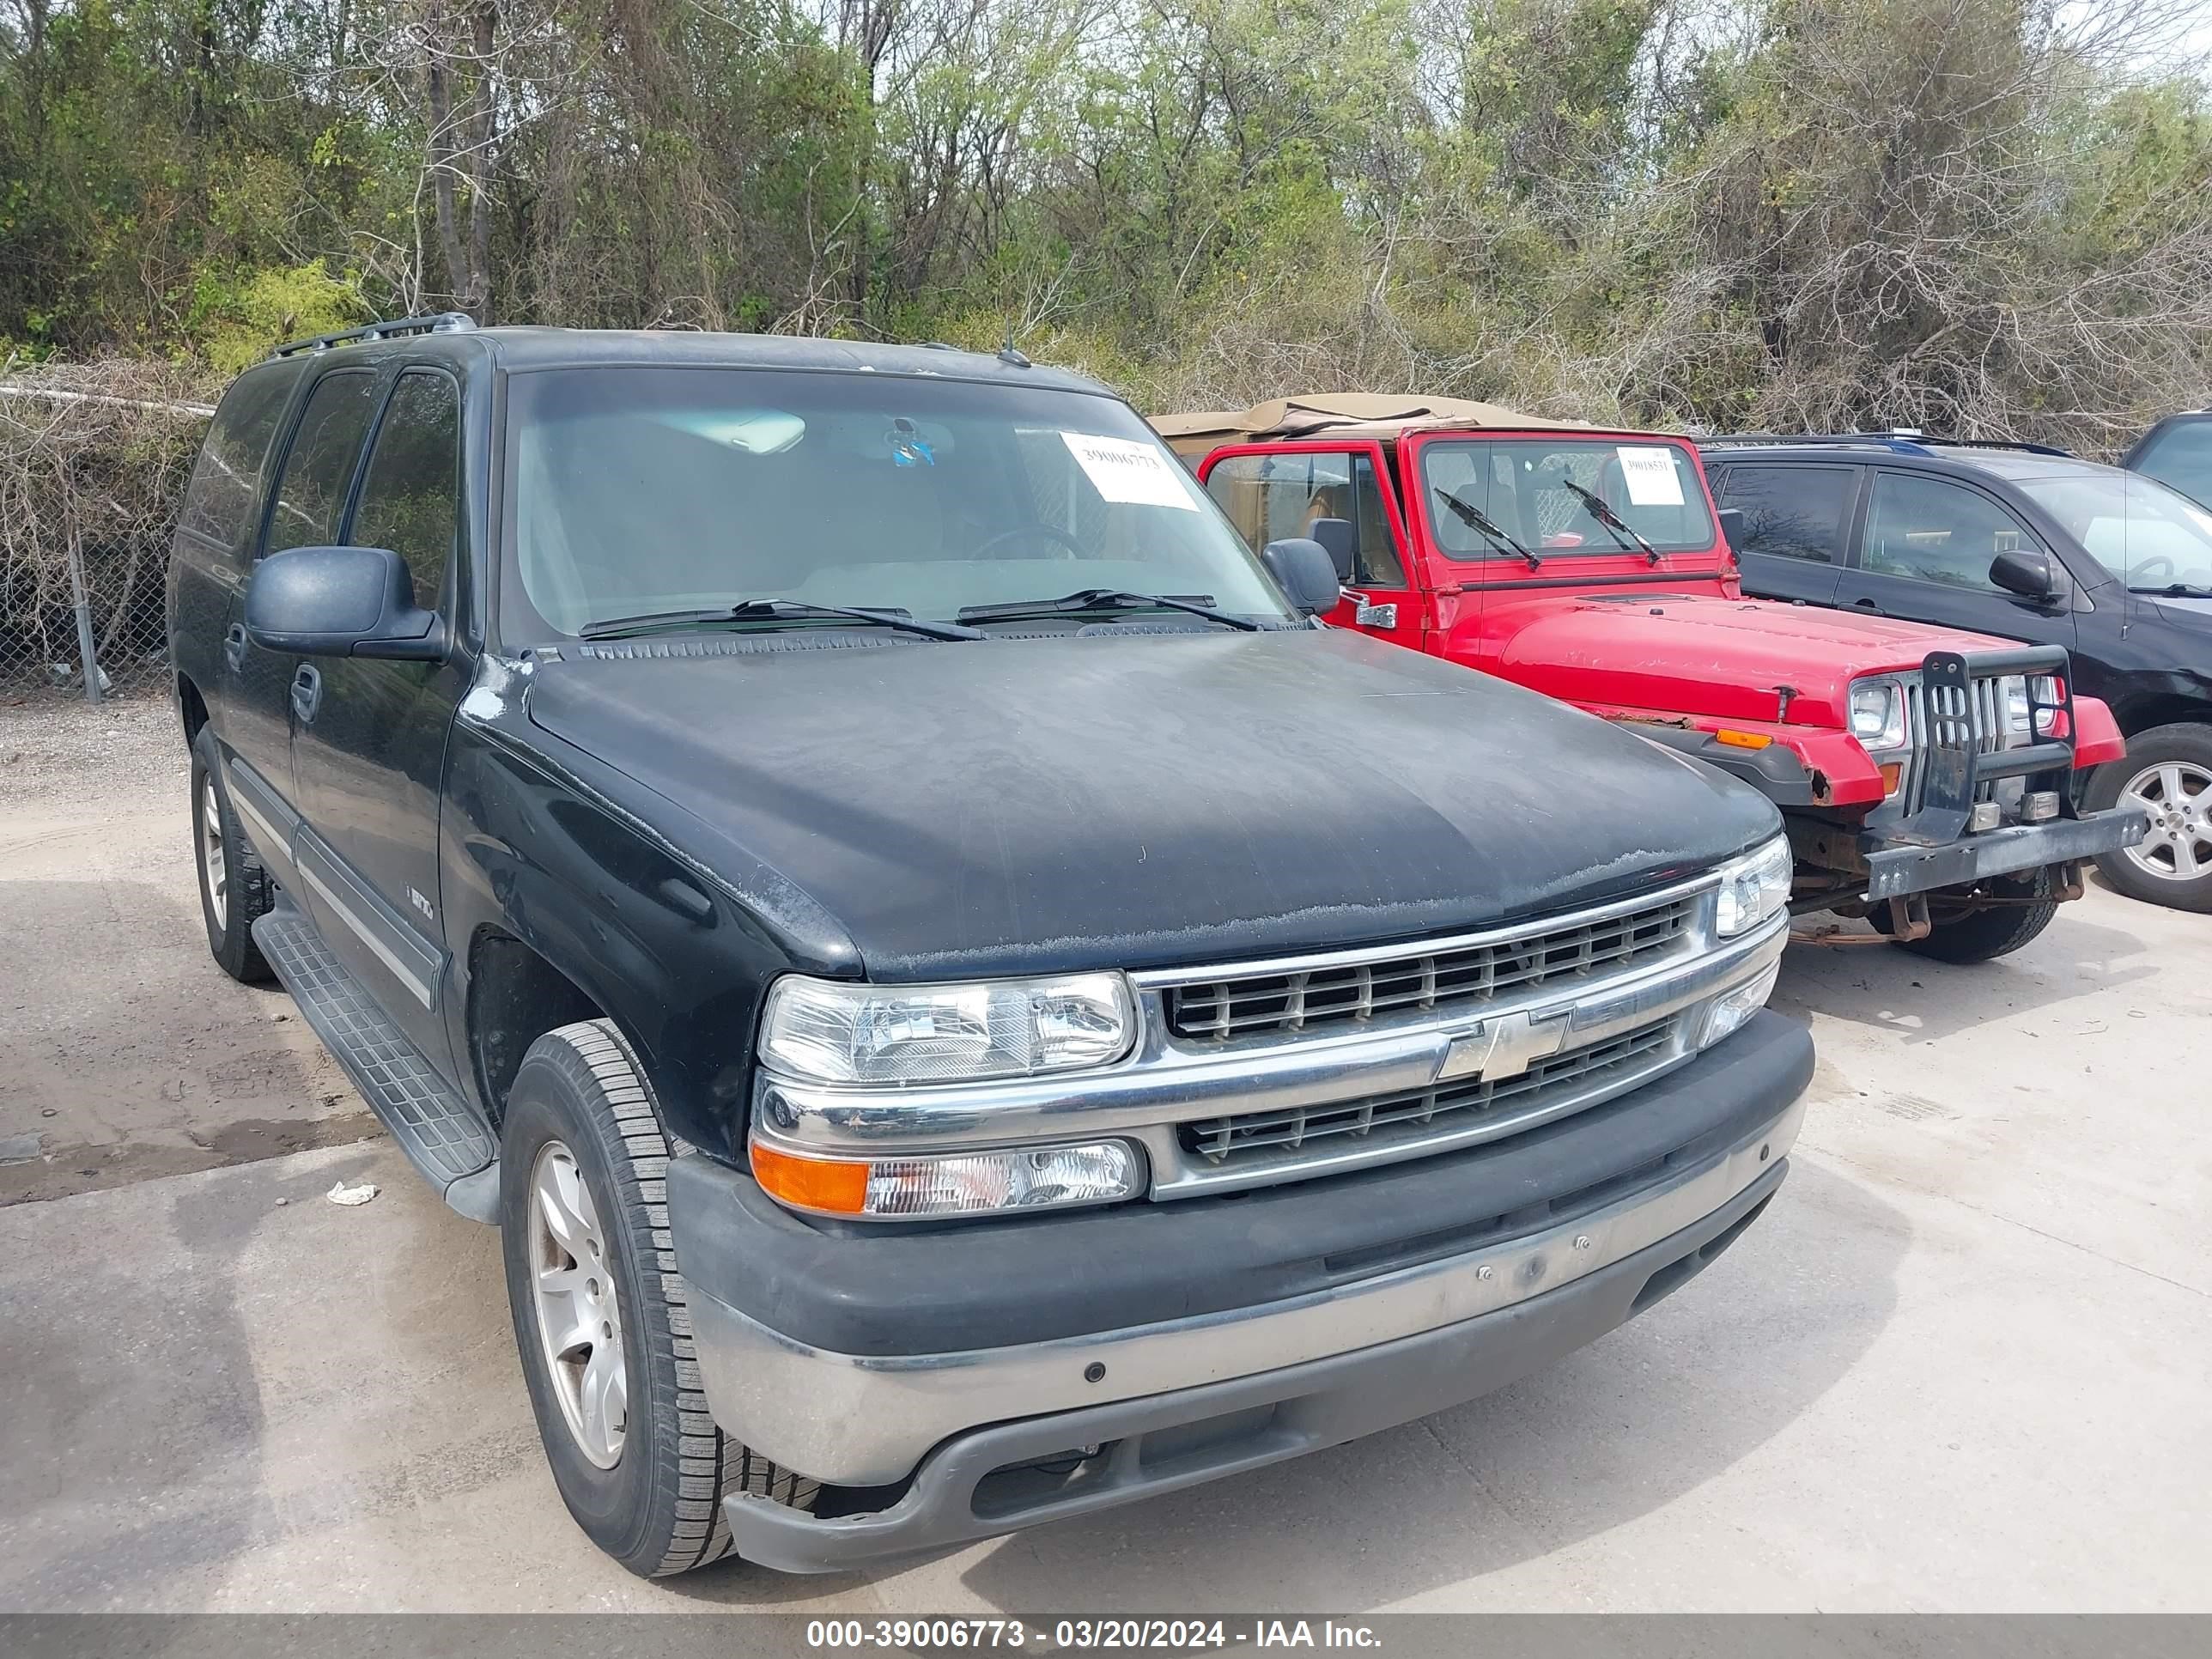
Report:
525,628,1778,980
1496,592,2025,728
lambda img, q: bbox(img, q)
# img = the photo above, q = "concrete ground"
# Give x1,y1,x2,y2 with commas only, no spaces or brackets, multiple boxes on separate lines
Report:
2,699,2207,1612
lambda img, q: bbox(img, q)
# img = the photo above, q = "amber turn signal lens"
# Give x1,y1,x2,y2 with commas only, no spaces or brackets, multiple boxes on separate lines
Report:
750,1141,869,1214
1713,729,1772,750
1880,762,1904,795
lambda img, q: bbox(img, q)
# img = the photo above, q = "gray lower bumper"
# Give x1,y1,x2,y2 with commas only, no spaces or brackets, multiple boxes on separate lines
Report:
1863,805,2146,900
720,1152,1789,1573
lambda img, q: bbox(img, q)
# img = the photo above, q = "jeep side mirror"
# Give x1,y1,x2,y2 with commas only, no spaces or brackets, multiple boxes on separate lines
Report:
1306,517,1357,584
1715,507,1746,556
1990,548,2057,602
246,544,444,659
1260,538,1343,617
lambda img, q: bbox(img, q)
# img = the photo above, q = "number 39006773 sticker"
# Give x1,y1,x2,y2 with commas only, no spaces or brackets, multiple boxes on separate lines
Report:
1061,431,1202,511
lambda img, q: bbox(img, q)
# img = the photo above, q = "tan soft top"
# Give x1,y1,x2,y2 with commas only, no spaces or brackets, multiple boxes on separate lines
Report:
1150,392,1595,459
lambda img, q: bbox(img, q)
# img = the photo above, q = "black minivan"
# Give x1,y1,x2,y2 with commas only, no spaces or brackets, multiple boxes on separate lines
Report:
1704,434,2212,913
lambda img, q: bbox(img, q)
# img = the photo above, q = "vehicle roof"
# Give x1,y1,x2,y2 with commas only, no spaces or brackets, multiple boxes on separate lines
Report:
1700,439,2134,485
256,324,1115,398
1151,392,1601,458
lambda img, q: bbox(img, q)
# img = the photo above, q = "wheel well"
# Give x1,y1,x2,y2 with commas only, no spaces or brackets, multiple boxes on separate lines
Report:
2112,694,2212,738
468,931,608,1126
178,675,209,745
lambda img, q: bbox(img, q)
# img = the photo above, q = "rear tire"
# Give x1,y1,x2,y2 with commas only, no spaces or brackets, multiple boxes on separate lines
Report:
1893,867,2059,964
2084,723,2212,913
189,726,276,983
499,1018,817,1577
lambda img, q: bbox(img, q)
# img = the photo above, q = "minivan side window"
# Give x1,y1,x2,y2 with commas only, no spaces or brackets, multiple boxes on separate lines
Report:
1860,471,2038,592
1717,464,1855,563
1205,451,1406,586
263,371,381,557
178,365,301,562
349,371,462,611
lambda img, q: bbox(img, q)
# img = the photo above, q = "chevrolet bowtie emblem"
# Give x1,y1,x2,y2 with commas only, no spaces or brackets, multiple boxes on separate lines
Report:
1437,1008,1572,1084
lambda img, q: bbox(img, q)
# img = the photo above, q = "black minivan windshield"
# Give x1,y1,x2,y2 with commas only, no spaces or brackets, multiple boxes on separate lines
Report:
501,368,1292,637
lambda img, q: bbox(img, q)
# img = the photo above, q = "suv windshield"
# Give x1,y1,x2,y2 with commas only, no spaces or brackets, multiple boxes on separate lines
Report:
1419,438,1714,560
2014,467,2212,591
501,368,1291,636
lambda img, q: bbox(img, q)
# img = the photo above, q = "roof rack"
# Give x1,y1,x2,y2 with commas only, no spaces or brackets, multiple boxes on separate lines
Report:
1698,430,2075,459
270,312,477,360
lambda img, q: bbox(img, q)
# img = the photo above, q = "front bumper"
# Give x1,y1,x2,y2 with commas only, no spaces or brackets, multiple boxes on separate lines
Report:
1863,805,2147,901
669,1012,1812,1571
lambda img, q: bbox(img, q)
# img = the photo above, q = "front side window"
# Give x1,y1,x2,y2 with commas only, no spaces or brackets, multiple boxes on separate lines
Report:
1204,450,1405,586
349,371,462,610
501,369,1290,636
1717,464,1856,563
1418,438,1714,558
2015,467,2212,592
1861,472,2037,592
264,371,381,557
2130,418,2212,511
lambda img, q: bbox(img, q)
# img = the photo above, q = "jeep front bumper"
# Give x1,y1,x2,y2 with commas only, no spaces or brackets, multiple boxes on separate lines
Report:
1863,805,2147,901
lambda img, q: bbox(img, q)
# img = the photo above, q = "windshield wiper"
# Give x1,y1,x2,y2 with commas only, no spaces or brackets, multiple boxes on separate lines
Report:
580,600,985,641
2130,583,2212,599
956,588,1262,630
1559,481,1661,564
1435,490,1540,569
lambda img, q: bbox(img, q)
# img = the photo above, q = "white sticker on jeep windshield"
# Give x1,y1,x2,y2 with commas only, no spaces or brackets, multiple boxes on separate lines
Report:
1060,432,1200,510
1616,446,1685,507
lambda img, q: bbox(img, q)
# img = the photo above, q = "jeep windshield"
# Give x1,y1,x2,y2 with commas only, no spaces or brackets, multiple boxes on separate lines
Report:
1418,437,1715,562
2012,466,2212,593
501,368,1292,637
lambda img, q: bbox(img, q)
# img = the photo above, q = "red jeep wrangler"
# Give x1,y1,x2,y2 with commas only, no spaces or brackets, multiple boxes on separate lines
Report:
1155,395,2147,962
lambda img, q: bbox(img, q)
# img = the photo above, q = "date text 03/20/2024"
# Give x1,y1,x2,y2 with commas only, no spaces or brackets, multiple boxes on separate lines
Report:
803,1620,1384,1650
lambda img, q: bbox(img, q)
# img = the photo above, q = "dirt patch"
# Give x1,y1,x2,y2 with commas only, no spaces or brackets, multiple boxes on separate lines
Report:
0,1112,384,1206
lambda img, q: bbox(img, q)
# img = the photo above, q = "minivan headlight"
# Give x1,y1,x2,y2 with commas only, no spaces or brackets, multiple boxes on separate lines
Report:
1715,836,1792,938
1848,678,1907,751
759,972,1135,1085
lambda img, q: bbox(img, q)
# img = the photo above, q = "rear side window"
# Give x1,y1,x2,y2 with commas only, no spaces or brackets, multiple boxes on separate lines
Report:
1717,464,1855,563
177,366,300,562
263,371,380,557
349,371,462,611
2132,419,2212,510
1204,451,1406,586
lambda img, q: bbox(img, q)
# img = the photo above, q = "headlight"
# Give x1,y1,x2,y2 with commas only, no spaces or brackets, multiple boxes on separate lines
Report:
759,972,1135,1085
1715,836,1792,938
1848,678,1906,750
751,1138,1144,1218
2028,674,2062,737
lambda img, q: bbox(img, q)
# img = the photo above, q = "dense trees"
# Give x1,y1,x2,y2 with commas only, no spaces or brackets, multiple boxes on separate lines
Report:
3,0,2208,445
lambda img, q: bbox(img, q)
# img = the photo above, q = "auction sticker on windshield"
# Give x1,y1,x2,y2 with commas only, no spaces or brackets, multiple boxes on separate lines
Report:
1617,445,1686,507
1063,431,1202,510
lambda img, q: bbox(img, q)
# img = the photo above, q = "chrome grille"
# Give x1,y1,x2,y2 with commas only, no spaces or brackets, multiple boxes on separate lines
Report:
1164,893,1698,1041
1177,1016,1679,1166
1900,672,2030,812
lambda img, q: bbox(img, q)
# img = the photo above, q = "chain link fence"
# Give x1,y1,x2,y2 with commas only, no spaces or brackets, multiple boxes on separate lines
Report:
1,363,215,704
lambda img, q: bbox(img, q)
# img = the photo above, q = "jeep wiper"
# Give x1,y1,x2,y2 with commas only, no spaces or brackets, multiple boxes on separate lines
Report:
957,588,1262,630
1559,480,1661,564
2130,582,2212,599
1435,490,1540,569
580,600,986,641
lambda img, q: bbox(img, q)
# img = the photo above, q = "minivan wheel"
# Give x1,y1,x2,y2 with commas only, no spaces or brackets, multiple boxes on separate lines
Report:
2086,723,2212,913
189,726,275,982
499,1018,819,1577
1893,867,2059,964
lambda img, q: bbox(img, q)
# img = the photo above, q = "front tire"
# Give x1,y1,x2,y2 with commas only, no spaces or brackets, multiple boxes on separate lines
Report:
2085,723,2212,913
189,726,275,983
1893,867,2059,964
499,1019,817,1577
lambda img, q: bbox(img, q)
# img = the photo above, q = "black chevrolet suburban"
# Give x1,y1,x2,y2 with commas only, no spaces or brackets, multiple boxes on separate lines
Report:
168,318,1813,1576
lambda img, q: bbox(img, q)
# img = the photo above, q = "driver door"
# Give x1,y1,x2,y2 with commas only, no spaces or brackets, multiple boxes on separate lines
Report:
1199,444,1425,653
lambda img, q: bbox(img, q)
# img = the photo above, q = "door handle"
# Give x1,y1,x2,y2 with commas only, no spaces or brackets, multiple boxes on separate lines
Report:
224,623,248,671
1851,598,1886,616
290,663,323,726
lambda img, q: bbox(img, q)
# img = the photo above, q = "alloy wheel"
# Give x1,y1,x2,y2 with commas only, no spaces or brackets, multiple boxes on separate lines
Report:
200,776,228,931
527,1140,629,1468
2119,759,2212,883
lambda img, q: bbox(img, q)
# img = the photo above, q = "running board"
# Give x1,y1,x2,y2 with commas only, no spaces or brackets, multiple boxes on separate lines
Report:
254,900,501,1224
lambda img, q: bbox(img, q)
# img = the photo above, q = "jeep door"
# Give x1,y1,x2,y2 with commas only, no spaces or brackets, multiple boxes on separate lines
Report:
286,366,470,1068
1708,460,1857,608
1831,468,2078,654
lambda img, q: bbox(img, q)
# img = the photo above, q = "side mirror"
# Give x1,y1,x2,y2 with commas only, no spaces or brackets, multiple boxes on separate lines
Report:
246,545,444,659
1715,507,1746,556
1306,516,1357,584
1990,548,2057,602
1260,538,1343,617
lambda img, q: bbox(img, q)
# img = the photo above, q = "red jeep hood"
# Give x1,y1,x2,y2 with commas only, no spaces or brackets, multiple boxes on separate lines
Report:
1493,592,2021,728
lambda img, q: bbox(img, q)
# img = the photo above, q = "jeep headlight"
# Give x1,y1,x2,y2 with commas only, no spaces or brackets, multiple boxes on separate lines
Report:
759,972,1135,1085
1714,836,1792,938
1848,678,1907,751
